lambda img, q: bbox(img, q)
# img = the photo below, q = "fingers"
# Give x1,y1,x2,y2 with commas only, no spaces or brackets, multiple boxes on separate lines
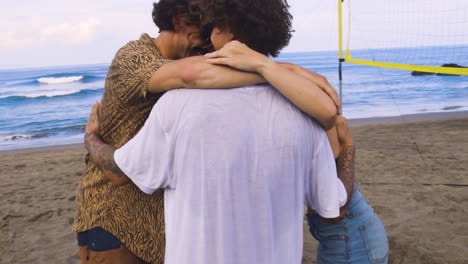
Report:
205,40,246,58
204,51,219,59
317,78,340,114
206,58,230,66
325,81,341,114
85,102,100,134
91,102,99,115
323,86,340,112
89,102,99,121
205,50,230,64
222,40,244,50
205,45,231,59
88,102,98,120
204,46,234,66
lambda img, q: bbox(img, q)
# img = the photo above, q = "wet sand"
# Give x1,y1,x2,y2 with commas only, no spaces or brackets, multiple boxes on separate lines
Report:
1,112,467,263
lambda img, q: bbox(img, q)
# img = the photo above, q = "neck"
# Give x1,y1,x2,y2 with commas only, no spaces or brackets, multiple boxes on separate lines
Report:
153,31,175,59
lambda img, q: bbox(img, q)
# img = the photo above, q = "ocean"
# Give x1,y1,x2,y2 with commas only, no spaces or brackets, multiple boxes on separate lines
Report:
1,46,467,151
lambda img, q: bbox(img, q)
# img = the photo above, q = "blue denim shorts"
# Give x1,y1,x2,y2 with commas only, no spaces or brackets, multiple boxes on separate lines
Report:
77,227,123,251
307,186,389,264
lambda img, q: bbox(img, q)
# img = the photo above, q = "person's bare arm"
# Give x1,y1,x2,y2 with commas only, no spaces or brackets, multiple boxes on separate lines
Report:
205,41,338,130
279,62,340,114
147,56,266,93
327,127,341,161
331,117,355,221
84,103,130,186
309,116,355,222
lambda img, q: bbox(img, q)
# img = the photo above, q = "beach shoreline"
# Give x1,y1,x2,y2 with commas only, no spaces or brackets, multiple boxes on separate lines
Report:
1,112,467,263
348,110,468,127
1,110,467,156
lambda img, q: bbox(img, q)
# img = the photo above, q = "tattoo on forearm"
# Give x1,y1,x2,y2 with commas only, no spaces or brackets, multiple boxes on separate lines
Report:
86,133,126,180
318,145,356,222
100,145,126,178
337,145,355,206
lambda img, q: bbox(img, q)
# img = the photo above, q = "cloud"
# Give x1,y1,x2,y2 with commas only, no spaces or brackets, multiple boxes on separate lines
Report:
0,32,34,49
39,18,100,45
0,17,101,49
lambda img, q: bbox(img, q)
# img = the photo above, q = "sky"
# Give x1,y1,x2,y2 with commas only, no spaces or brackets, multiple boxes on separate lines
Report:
0,0,467,69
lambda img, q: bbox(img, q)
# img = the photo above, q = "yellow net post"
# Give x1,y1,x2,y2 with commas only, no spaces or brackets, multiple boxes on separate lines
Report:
338,0,344,60
338,0,344,113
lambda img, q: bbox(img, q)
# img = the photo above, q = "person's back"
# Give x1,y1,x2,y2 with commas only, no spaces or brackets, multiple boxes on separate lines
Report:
115,85,346,264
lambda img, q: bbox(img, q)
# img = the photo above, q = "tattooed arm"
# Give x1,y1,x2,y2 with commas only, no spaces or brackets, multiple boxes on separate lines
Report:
334,143,355,220
309,116,355,222
84,102,130,186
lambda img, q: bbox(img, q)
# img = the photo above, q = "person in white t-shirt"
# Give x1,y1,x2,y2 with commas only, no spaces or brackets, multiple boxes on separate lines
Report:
85,84,346,264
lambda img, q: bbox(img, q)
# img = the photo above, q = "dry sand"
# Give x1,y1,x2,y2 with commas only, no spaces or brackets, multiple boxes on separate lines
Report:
1,112,467,264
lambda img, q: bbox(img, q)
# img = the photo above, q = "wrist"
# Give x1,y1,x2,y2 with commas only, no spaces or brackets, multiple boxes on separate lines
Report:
280,62,298,72
255,56,275,75
339,143,355,155
339,135,355,148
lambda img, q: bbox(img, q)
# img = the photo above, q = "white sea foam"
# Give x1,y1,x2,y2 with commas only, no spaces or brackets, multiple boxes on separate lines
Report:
26,90,81,98
37,76,83,84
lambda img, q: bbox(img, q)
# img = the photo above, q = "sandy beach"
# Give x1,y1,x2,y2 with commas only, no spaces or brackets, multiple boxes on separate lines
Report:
1,112,467,264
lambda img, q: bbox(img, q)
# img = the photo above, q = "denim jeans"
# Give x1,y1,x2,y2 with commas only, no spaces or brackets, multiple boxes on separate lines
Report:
307,186,388,264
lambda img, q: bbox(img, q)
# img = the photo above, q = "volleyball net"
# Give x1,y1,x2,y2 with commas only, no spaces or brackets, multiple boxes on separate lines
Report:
338,0,468,75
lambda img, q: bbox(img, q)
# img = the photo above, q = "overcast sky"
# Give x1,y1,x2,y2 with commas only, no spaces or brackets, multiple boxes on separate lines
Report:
0,0,466,69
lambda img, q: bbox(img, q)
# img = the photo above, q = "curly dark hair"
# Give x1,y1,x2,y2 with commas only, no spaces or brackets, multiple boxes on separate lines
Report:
152,0,202,32
194,0,293,57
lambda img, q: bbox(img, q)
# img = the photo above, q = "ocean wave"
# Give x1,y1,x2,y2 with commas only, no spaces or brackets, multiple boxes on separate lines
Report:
1,74,105,88
0,88,103,100
26,89,82,98
35,124,85,134
37,76,84,84
0,124,85,142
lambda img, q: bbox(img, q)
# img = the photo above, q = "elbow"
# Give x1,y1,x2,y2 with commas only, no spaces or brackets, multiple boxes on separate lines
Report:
179,57,208,88
106,172,131,186
317,74,327,83
180,67,198,88
114,178,130,186
322,109,338,131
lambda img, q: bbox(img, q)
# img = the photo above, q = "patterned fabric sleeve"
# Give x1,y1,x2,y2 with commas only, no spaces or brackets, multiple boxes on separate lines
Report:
112,40,172,105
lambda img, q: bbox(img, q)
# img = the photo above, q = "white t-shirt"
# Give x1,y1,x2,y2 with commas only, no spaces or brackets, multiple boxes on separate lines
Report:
114,85,347,264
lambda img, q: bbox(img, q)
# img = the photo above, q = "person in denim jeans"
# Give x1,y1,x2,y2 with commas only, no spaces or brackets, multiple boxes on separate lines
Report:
307,117,389,264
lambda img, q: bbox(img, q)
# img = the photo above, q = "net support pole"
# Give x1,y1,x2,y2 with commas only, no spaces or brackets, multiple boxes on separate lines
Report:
338,0,344,113
339,58,344,114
